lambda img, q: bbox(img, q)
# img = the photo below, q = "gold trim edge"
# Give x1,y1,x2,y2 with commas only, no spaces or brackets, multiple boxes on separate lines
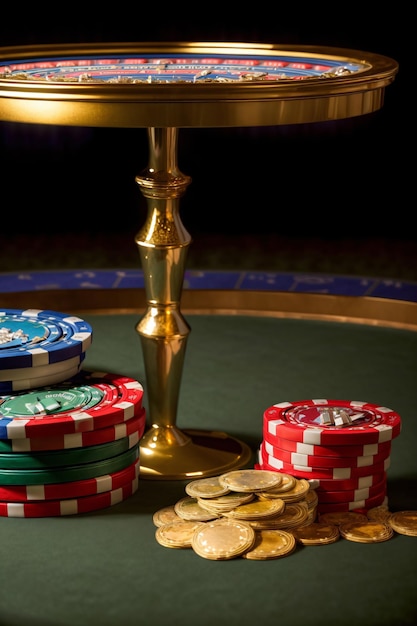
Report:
0,42,399,128
1,289,415,332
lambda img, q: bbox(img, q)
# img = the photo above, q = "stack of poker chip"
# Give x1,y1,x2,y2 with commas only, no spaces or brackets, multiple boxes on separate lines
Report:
256,399,402,515
0,308,146,517
0,308,93,393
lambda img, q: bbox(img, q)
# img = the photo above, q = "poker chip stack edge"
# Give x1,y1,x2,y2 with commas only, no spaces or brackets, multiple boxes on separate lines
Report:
0,308,146,517
256,399,402,515
0,308,93,393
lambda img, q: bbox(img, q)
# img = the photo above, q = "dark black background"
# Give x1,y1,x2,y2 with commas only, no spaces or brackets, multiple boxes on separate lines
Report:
0,5,406,240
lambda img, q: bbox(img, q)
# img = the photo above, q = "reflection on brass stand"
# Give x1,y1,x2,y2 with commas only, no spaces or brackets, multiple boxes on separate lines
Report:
135,127,252,479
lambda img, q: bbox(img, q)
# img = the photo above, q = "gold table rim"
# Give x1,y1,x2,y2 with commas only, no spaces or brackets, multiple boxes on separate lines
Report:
0,41,399,128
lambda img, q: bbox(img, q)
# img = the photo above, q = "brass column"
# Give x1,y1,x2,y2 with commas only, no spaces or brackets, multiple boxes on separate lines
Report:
135,127,252,479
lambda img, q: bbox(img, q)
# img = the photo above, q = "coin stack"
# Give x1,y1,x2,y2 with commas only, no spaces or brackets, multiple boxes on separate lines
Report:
154,469,318,559
153,470,417,558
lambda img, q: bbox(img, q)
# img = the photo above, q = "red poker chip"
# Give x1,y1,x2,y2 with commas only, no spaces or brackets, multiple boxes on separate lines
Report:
0,475,139,517
0,458,140,502
314,475,387,503
263,439,391,469
264,399,401,446
316,492,387,514
258,443,391,480
0,371,144,439
255,455,387,491
262,430,392,459
4,407,146,452
310,472,387,491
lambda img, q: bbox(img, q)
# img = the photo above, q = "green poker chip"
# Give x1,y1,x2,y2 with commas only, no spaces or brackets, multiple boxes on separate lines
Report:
0,386,103,417
0,444,140,485
0,435,138,470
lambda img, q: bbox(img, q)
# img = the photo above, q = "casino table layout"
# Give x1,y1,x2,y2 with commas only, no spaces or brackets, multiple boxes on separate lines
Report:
0,270,416,626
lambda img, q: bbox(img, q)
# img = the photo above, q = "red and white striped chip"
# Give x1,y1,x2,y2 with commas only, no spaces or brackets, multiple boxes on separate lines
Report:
316,492,388,514
0,475,139,517
263,439,391,469
258,443,391,480
310,472,387,491
262,431,392,459
314,476,387,503
264,399,401,446
2,407,146,452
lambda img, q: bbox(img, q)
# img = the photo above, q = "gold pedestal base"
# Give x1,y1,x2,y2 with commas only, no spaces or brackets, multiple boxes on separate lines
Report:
139,425,253,480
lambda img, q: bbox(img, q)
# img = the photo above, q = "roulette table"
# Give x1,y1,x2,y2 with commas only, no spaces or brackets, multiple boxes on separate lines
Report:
0,280,416,625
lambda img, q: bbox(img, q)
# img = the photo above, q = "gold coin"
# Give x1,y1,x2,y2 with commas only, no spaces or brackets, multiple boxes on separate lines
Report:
388,510,417,536
155,520,206,548
257,473,297,497
304,489,319,510
339,520,394,543
281,503,310,528
223,497,286,521
219,469,283,492
319,511,368,526
242,529,297,560
152,505,182,527
274,473,297,492
197,491,254,514
192,518,256,560
174,496,219,521
292,522,340,545
278,479,311,502
250,502,309,530
260,478,311,503
367,505,392,523
297,507,318,526
185,476,230,499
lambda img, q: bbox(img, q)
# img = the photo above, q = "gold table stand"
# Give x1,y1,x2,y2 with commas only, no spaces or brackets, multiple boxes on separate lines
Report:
135,126,253,478
0,42,398,478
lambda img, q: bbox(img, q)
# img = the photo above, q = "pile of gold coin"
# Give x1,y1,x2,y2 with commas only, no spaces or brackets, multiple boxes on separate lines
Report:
153,469,417,560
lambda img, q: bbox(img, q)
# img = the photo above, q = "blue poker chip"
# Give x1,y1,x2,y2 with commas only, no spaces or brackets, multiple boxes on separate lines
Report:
0,352,86,382
0,353,86,393
0,309,93,369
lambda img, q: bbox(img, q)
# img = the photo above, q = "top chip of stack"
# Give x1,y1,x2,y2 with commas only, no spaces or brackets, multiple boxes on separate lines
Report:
0,308,93,392
263,400,402,446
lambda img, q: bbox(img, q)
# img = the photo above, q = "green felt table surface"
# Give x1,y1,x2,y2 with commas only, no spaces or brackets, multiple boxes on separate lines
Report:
1,313,416,626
